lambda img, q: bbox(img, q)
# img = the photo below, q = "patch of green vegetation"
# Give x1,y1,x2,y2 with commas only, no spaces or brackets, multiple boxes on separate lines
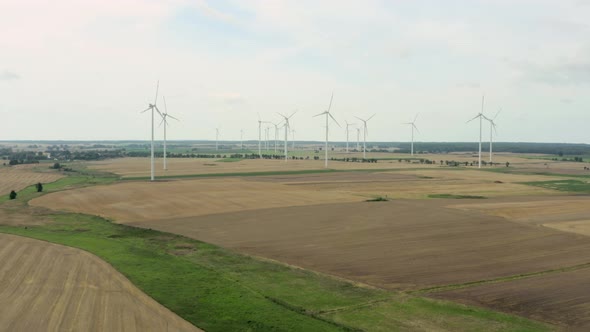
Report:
325,296,549,332
481,167,590,179
215,157,243,162
428,194,486,199
124,168,343,180
521,179,590,194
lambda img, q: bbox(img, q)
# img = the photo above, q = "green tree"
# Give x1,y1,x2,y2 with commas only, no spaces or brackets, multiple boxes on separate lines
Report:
36,182,43,192
9,190,17,200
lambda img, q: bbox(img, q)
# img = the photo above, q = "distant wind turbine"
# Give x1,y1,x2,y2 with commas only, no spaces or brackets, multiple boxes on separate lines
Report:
355,114,376,159
215,128,220,150
159,96,179,171
313,93,340,168
140,80,161,182
257,113,269,158
278,111,297,161
467,95,490,168
487,109,500,163
345,121,356,153
404,114,419,156
272,121,282,154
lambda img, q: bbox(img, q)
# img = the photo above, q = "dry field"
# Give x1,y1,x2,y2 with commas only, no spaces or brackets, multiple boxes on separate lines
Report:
449,196,590,236
0,164,63,194
0,233,200,332
429,267,590,329
119,200,590,291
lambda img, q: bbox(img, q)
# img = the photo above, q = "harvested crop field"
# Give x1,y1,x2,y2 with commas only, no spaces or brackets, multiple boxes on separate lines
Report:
0,165,63,193
428,267,590,329
0,233,200,332
120,200,590,291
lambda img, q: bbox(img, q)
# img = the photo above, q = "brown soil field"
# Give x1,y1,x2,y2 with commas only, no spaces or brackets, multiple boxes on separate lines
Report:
119,200,590,291
0,165,63,194
450,196,590,236
0,233,200,332
429,267,590,329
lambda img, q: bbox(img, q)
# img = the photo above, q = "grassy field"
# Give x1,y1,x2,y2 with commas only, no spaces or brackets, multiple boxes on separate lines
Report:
428,194,486,199
522,179,590,193
0,172,552,331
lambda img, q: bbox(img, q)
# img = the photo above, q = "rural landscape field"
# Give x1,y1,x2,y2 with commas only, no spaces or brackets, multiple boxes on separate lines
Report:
3,1,590,331
2,141,590,331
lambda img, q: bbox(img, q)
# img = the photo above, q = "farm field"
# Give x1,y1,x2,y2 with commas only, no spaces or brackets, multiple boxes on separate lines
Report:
428,267,590,329
18,155,590,329
0,164,63,194
117,199,590,291
0,233,199,332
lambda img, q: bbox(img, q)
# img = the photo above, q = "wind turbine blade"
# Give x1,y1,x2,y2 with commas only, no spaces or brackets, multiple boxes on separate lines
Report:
140,107,151,113
354,116,364,122
154,80,159,105
288,110,298,118
367,113,376,122
329,113,341,127
327,92,334,113
493,108,501,120
364,123,369,136
163,96,168,114
313,111,327,117
413,124,420,133
413,113,419,122
466,114,480,123
158,117,165,127
167,114,179,121
154,105,163,117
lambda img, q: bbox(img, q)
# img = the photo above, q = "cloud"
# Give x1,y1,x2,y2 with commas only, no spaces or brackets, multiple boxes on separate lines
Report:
0,70,19,80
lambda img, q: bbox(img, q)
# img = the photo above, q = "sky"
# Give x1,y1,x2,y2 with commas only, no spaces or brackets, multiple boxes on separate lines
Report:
1,0,589,143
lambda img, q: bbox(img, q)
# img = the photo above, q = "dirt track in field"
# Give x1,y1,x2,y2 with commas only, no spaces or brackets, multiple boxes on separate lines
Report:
122,200,590,291
0,165,63,194
429,267,590,329
0,233,200,332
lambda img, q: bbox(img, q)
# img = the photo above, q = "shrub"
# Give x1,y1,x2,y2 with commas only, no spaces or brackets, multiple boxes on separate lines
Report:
9,190,17,200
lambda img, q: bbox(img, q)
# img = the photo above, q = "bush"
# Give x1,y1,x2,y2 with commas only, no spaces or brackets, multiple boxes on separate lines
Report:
36,182,43,192
52,162,61,169
9,190,17,200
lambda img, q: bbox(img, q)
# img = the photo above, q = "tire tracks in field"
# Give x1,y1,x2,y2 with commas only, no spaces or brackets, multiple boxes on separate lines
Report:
410,261,590,295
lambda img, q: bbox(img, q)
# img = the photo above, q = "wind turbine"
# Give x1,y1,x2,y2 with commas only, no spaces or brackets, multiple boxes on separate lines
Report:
467,95,490,168
345,120,356,153
240,129,244,150
272,121,282,154
313,93,340,168
278,111,297,161
159,96,179,171
488,109,500,163
215,128,220,150
140,80,162,182
404,114,419,156
257,114,269,158
355,114,376,159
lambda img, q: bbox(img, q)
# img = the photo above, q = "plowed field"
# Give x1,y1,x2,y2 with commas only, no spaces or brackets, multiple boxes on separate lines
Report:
0,233,200,332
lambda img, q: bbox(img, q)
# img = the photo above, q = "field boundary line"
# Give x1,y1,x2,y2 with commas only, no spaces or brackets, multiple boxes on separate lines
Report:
411,262,590,294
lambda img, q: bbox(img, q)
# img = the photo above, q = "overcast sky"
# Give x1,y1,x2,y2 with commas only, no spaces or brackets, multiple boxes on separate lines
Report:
1,0,589,143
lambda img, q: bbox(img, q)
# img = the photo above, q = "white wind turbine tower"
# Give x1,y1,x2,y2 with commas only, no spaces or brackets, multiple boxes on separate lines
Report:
272,122,281,154
355,114,376,159
345,120,356,153
404,114,419,156
487,109,500,163
257,114,269,158
140,80,162,182
215,128,220,150
467,95,490,168
313,93,340,168
159,96,179,171
240,129,244,150
265,126,270,150
278,111,297,161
